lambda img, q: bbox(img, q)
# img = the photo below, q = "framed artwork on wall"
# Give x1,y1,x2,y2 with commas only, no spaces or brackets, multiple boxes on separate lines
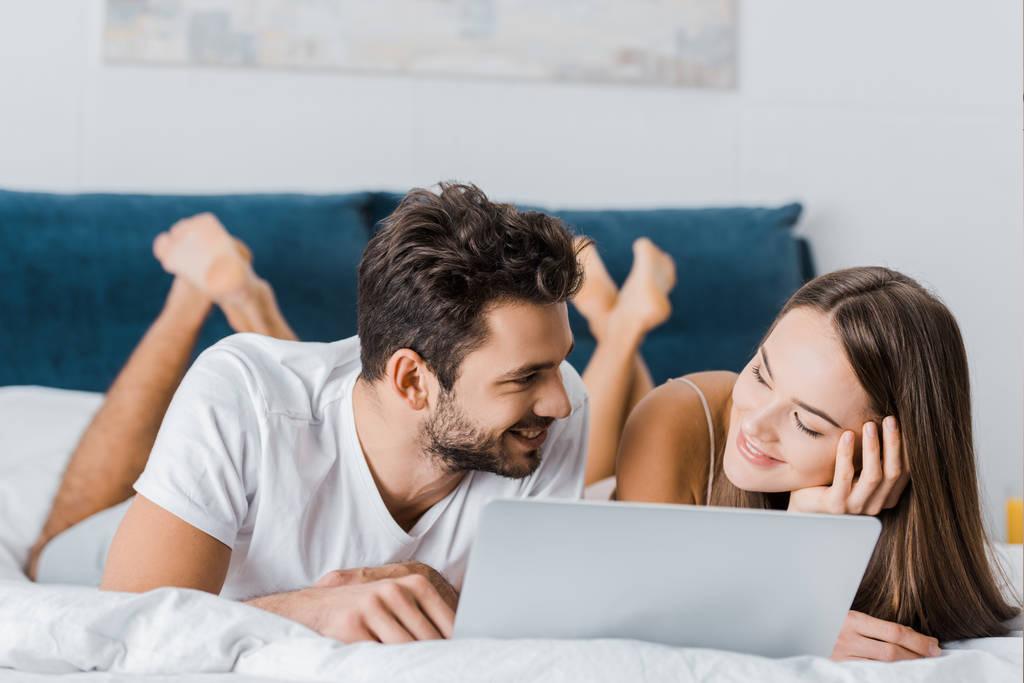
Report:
103,0,737,89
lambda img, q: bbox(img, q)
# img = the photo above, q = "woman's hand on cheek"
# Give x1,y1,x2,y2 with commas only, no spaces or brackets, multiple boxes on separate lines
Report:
831,610,941,661
788,417,908,515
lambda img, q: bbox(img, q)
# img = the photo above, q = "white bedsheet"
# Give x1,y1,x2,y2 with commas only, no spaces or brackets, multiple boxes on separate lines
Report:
1,386,1021,682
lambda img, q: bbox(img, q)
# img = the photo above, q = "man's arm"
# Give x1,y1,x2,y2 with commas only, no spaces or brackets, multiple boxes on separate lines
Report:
101,494,230,593
102,495,457,643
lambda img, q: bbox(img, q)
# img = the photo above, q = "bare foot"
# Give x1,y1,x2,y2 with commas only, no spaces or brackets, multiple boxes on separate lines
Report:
614,238,676,333
153,214,296,340
153,213,255,302
572,238,619,336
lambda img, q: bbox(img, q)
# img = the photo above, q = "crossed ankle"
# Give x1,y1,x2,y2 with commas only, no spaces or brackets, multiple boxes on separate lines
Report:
588,309,651,347
586,313,611,340
607,305,661,339
219,278,293,338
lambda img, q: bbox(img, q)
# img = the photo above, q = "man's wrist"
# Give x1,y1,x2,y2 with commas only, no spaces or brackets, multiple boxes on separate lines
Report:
246,586,323,632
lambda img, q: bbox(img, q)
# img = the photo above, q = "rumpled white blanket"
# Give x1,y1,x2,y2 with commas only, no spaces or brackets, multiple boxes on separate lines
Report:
1,576,1020,683
1,386,1022,682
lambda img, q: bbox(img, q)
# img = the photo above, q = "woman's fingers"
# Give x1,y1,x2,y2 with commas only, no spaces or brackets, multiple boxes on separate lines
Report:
881,416,909,509
833,611,922,661
862,417,894,513
827,432,856,513
847,637,923,661
847,422,882,513
863,416,907,513
848,610,941,658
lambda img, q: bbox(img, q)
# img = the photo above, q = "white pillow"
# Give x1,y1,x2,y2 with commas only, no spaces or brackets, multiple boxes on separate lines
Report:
0,386,103,580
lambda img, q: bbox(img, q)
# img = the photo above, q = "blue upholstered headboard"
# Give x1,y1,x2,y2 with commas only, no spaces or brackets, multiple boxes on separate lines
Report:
0,188,809,392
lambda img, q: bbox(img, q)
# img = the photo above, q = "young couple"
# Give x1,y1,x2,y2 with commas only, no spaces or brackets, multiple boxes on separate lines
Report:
27,184,1016,661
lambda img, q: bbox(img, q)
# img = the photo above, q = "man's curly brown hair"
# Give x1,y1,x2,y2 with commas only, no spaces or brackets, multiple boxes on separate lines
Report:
357,182,586,390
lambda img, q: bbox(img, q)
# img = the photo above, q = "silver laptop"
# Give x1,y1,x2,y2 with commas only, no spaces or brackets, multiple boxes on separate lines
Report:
454,499,880,657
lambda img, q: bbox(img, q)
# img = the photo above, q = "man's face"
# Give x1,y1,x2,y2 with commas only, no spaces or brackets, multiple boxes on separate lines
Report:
422,300,575,479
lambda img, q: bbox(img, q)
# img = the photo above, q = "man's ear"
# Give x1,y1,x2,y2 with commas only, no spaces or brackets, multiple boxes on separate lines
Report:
384,349,434,411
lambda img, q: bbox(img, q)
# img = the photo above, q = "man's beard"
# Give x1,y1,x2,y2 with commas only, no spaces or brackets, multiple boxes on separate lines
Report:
422,389,551,479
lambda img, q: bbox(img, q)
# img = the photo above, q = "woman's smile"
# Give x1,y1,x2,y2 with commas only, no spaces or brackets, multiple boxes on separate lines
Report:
737,429,785,467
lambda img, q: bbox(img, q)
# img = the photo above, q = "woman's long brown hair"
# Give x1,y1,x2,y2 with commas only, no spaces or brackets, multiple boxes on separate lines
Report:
708,266,1019,641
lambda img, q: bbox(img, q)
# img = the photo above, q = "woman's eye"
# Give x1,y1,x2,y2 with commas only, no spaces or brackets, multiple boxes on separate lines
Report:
752,364,770,387
793,412,823,439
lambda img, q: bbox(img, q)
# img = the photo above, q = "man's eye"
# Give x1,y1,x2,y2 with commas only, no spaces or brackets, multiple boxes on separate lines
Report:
513,373,538,385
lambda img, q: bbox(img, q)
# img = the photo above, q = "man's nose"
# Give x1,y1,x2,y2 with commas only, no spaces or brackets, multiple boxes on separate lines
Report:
534,372,572,420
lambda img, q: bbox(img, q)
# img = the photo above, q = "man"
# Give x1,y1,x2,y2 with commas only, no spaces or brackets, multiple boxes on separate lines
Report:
30,183,589,644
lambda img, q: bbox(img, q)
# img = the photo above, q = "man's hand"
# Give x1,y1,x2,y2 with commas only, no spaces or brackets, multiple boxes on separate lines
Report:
832,610,941,661
314,561,459,611
789,417,909,515
247,562,457,644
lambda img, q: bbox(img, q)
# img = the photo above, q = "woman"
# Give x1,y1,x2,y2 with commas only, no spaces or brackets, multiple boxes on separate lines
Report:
574,244,1020,661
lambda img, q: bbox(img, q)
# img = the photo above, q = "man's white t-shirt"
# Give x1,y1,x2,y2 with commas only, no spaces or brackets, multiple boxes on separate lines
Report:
133,333,588,600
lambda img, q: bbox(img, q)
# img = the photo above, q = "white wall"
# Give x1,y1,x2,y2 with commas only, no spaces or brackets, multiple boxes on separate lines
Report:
1,1,1021,537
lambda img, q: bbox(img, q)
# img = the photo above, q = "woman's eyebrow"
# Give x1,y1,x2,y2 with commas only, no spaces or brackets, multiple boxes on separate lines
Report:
761,346,843,429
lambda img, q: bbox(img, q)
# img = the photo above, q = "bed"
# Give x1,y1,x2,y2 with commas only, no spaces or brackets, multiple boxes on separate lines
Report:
1,385,1020,682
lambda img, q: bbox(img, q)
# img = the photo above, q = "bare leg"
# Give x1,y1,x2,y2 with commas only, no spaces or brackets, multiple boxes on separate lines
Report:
27,278,212,578
28,215,299,579
572,238,619,341
574,240,657,417
153,213,298,341
574,239,675,486
574,240,642,486
628,355,656,414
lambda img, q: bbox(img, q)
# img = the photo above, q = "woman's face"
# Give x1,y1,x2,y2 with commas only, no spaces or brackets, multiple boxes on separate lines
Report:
723,307,877,493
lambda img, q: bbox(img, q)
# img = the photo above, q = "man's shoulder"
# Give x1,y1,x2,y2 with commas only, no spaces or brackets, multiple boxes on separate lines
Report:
198,334,363,421
204,333,360,369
